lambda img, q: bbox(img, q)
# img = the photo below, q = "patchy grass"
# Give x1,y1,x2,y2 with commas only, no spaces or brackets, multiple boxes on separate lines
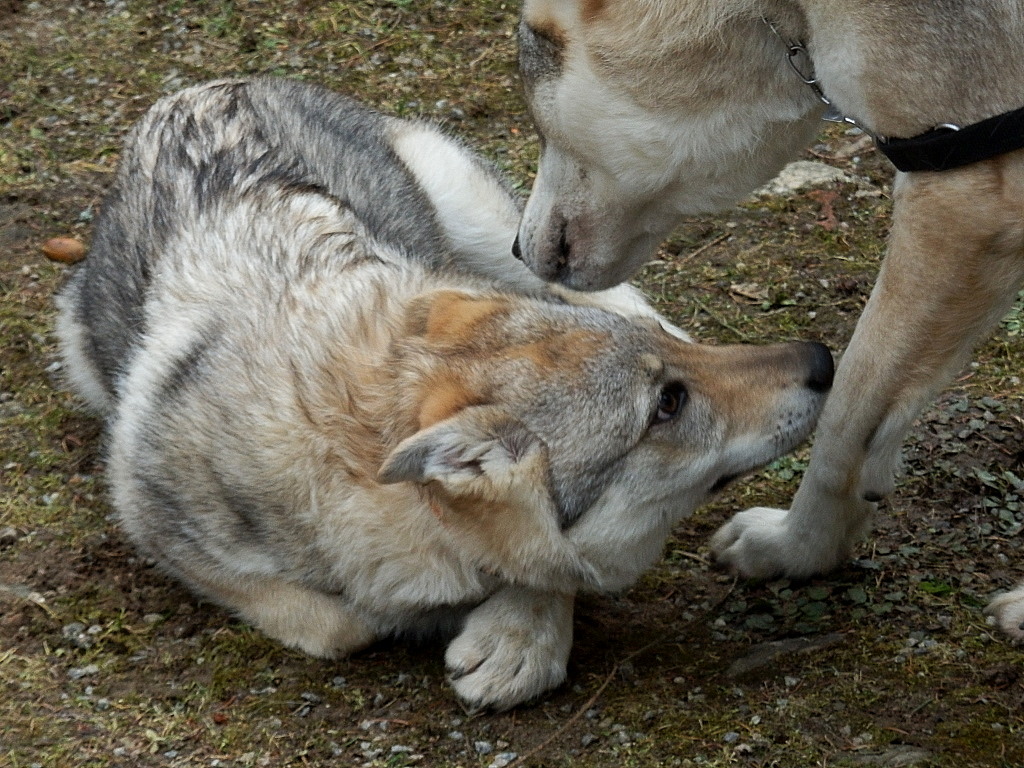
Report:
1,2,1022,767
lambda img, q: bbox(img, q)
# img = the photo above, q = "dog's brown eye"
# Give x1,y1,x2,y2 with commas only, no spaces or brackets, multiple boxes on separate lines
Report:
653,382,687,424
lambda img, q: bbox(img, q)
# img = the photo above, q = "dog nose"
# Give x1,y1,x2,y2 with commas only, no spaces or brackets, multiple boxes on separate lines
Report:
511,234,522,261
803,341,835,393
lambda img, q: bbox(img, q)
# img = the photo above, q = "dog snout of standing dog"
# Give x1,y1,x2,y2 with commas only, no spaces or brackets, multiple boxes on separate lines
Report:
515,215,573,283
508,225,567,274
539,219,572,282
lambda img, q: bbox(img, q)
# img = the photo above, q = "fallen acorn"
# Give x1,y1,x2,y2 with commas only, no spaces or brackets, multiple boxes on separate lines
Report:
42,237,86,264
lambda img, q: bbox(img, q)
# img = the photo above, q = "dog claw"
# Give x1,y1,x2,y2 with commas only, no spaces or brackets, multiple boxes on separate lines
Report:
445,657,484,682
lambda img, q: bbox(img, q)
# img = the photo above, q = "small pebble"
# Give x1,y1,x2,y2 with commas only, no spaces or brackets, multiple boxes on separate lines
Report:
62,623,95,650
489,753,518,768
0,527,19,547
41,236,87,264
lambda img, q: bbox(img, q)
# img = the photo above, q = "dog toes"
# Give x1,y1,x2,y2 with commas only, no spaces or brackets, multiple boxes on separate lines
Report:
445,612,571,710
709,506,794,579
984,584,1024,643
446,637,567,712
710,505,863,580
445,655,485,682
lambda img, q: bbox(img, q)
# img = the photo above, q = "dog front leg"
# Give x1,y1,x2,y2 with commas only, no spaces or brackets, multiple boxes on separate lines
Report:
713,160,1024,585
445,586,575,711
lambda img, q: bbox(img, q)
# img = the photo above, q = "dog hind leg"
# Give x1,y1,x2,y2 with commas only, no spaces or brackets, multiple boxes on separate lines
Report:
198,575,377,658
385,119,534,286
385,119,681,334
713,155,1024,608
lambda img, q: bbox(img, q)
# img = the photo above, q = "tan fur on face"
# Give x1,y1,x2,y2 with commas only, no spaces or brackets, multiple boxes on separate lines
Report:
581,0,608,23
501,331,606,369
417,376,481,429
420,290,608,369
423,291,508,344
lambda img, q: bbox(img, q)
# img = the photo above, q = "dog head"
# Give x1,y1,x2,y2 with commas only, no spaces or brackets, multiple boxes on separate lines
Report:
514,0,823,290
378,290,833,590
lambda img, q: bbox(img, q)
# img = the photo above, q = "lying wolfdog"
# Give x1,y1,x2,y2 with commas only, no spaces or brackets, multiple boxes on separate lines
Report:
56,77,833,709
514,0,1024,639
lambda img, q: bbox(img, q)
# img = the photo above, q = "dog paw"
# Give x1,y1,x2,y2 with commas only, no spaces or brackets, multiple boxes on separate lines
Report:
710,506,847,580
445,589,574,711
984,584,1024,643
445,627,569,712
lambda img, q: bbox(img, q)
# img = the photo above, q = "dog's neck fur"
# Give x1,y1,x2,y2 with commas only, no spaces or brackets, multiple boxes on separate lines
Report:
581,0,815,132
587,0,1024,139
776,0,1024,138
271,280,439,484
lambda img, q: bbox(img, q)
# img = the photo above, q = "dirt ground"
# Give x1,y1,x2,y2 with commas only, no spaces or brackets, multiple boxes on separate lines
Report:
1,2,1022,767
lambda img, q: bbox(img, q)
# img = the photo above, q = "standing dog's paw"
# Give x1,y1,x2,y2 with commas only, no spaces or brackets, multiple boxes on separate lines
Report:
444,589,574,711
711,506,810,579
710,506,858,580
984,584,1024,643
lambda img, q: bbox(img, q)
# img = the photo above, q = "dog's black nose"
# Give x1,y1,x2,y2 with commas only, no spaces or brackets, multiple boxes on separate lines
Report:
511,234,522,261
803,341,835,393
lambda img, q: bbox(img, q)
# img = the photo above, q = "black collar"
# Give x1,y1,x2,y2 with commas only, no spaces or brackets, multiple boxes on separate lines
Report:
877,106,1024,172
763,16,1024,173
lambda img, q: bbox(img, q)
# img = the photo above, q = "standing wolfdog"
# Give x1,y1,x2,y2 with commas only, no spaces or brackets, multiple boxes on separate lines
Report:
56,77,833,709
513,0,1024,640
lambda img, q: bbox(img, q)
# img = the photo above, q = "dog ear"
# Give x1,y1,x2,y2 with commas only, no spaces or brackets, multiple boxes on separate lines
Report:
380,407,592,589
377,406,546,492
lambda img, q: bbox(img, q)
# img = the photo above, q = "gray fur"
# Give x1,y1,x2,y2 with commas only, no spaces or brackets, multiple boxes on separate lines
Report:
59,78,483,406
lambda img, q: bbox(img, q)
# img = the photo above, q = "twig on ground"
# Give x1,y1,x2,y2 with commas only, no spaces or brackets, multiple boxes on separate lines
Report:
510,580,737,766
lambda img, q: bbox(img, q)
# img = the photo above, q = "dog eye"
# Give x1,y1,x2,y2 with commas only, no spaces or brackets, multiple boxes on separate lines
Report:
652,382,687,424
